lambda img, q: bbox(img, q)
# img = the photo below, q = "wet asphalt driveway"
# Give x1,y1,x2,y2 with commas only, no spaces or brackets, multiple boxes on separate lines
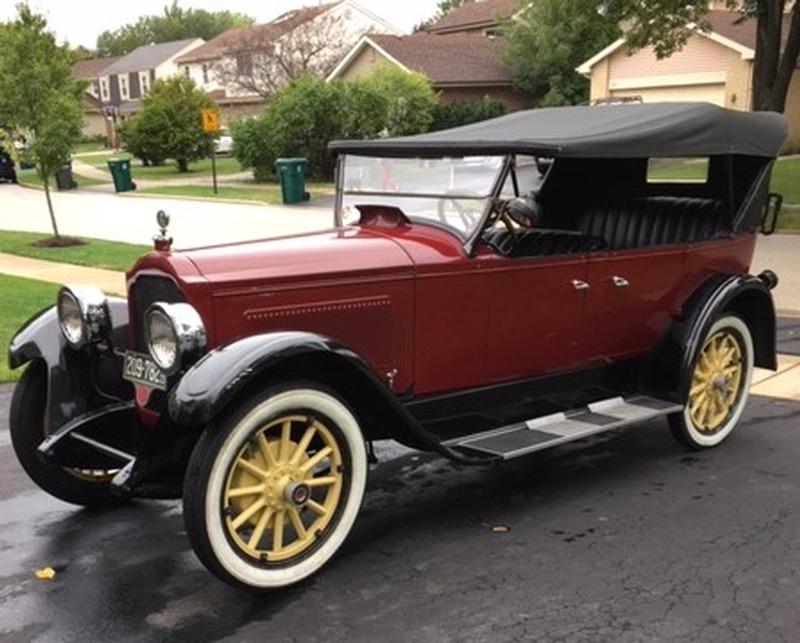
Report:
1,382,799,642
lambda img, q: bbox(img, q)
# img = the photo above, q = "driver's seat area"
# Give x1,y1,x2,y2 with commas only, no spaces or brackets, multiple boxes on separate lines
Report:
483,228,608,257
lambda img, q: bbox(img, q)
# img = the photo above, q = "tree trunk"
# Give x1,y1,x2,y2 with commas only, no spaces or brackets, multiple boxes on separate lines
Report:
41,171,60,239
177,158,188,172
751,0,800,113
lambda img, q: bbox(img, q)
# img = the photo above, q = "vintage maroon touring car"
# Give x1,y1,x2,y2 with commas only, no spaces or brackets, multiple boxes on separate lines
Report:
8,103,788,589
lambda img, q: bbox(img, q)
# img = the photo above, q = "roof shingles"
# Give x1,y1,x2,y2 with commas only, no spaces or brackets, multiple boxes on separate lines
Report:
369,32,510,85
426,0,513,33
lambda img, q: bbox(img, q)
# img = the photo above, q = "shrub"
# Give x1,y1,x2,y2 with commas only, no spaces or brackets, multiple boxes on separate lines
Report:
354,65,438,136
430,97,507,131
231,116,275,182
119,76,214,171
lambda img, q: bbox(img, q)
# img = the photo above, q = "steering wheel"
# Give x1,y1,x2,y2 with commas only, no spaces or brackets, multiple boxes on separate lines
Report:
437,191,482,231
482,200,519,257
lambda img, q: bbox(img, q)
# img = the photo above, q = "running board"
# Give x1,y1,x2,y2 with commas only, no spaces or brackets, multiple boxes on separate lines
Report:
446,396,683,460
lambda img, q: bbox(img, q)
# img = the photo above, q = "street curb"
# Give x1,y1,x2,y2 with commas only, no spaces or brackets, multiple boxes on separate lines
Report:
116,191,276,208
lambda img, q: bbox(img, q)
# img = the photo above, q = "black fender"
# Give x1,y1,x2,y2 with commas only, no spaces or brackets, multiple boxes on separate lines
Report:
649,272,777,404
169,331,486,463
7,299,132,434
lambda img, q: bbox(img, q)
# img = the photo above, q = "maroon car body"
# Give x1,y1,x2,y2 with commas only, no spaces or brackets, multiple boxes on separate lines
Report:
8,103,788,589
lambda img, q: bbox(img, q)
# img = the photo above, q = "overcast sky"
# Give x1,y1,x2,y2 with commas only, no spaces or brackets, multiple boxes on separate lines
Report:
0,0,440,48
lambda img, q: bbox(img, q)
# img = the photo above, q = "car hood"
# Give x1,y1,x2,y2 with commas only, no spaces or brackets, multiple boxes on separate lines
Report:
180,228,414,288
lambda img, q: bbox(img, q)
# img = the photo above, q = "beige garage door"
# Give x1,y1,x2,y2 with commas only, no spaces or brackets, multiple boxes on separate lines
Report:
611,84,726,106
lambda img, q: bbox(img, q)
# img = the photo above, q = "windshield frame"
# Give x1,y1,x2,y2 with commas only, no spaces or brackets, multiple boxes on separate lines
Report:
334,153,514,253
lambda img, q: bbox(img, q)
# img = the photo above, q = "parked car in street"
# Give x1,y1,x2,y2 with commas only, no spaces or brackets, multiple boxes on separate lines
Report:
0,147,17,183
8,103,787,591
214,128,233,155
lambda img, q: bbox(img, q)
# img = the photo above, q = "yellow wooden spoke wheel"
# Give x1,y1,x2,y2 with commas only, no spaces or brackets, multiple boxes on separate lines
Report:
688,329,744,433
184,385,367,589
223,414,344,563
668,315,754,449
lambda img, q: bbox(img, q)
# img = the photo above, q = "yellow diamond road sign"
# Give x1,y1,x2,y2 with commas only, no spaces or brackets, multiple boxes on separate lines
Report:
202,109,220,134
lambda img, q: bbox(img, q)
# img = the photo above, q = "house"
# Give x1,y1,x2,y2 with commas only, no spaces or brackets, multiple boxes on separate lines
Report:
423,0,513,35
72,56,121,141
576,9,800,143
327,0,526,110
174,1,400,124
98,38,205,117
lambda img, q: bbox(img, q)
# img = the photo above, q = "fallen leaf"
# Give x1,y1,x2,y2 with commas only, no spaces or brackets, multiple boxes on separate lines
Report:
34,567,56,580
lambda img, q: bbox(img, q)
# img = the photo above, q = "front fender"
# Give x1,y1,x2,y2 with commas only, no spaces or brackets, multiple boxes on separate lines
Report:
650,272,777,403
169,331,482,462
8,299,131,433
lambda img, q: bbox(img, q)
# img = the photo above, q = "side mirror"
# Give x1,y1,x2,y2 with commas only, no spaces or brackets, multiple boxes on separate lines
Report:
761,192,783,235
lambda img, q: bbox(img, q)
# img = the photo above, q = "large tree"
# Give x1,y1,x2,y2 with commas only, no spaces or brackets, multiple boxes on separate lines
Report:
504,0,621,106
0,4,85,240
97,1,253,57
214,11,351,100
603,0,800,113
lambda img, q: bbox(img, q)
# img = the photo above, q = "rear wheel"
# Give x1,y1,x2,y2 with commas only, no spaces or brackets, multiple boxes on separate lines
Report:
9,362,124,507
668,315,754,449
183,383,367,590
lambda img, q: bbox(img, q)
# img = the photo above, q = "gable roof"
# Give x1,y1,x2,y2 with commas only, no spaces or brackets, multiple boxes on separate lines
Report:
72,56,121,79
176,2,338,64
329,32,511,85
426,0,513,34
577,10,795,75
102,38,203,75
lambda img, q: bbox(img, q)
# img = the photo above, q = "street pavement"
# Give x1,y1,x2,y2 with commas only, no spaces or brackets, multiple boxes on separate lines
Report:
1,326,799,642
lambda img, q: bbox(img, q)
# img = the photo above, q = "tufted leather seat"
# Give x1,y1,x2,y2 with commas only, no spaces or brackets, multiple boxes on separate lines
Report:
483,228,608,257
574,196,728,250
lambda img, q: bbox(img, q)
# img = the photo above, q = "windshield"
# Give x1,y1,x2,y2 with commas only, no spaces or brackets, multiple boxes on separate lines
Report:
340,155,506,239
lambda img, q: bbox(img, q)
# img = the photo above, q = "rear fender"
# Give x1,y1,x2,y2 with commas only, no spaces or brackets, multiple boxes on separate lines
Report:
169,331,477,460
7,299,132,433
649,273,777,404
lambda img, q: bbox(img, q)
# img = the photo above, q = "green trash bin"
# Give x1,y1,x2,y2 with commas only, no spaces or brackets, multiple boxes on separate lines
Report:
275,158,310,204
107,158,136,193
55,161,77,191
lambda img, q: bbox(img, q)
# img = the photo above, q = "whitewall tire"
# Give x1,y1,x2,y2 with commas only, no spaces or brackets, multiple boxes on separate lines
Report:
183,383,367,590
668,315,754,449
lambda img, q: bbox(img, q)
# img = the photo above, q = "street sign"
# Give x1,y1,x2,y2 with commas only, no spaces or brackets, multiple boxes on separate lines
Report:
201,109,220,134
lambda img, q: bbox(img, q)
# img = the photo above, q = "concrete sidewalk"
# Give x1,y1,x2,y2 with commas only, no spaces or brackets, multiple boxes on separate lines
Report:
0,253,125,295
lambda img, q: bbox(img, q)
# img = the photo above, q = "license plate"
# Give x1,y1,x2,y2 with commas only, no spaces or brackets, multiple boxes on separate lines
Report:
122,351,167,390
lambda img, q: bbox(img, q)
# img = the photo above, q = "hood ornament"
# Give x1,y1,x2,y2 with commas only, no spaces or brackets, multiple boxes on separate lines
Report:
153,210,173,251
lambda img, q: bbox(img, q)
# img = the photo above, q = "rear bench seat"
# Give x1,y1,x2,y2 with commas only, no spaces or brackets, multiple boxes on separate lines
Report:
575,196,728,250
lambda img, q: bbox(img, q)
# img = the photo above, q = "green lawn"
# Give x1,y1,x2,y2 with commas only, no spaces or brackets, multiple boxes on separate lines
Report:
778,205,800,232
80,151,130,167
131,155,243,180
0,275,59,382
0,230,149,271
769,157,800,204
73,141,107,155
17,169,110,189
138,182,335,204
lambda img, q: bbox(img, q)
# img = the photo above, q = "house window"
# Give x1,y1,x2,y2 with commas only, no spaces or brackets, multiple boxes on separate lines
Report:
120,76,128,99
184,66,191,77
236,54,253,77
140,72,149,94
100,79,109,101
202,63,209,84
647,157,709,184
92,80,100,96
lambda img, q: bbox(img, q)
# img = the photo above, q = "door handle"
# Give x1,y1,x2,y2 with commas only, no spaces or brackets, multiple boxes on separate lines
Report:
572,279,591,291
611,275,630,288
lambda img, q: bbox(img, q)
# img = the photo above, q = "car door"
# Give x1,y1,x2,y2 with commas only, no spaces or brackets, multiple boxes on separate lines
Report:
585,245,687,360
481,252,597,383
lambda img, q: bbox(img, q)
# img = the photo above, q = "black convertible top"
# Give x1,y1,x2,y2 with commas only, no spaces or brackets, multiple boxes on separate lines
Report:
330,103,788,159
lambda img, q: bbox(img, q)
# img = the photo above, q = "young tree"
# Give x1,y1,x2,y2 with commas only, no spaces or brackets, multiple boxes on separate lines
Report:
0,4,86,240
97,1,253,57
504,0,621,106
214,11,353,100
119,76,215,171
603,0,800,112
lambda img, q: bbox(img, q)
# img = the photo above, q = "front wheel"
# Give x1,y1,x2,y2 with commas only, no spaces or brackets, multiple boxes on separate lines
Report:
182,383,367,590
668,314,754,449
